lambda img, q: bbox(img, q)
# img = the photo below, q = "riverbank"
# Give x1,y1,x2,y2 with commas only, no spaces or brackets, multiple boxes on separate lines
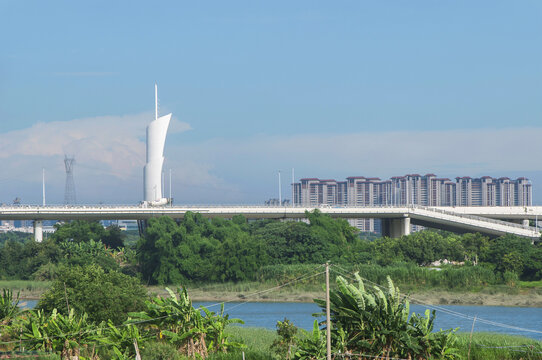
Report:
148,282,542,307
4,280,542,307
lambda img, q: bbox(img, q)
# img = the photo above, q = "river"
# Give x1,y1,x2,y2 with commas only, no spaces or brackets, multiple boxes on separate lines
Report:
20,300,542,340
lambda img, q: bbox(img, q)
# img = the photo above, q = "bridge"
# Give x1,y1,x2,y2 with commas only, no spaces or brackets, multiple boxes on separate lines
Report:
1,204,540,241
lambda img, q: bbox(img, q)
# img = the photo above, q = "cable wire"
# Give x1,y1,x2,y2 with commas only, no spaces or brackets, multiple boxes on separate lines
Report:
330,264,542,336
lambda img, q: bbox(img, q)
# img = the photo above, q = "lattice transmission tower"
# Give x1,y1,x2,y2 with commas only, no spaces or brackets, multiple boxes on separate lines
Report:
64,155,76,205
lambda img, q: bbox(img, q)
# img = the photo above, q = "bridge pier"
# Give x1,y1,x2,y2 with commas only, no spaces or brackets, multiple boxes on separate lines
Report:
381,217,411,238
33,220,43,242
510,219,531,227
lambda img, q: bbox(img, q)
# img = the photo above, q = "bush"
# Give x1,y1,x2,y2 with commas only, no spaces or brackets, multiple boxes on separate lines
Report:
138,341,183,360
37,264,147,325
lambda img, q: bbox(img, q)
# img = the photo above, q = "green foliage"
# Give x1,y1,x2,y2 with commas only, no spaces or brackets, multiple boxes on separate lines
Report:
455,332,542,360
0,231,33,245
129,287,244,358
0,238,61,280
99,321,145,359
58,239,120,272
0,221,126,281
293,320,326,360
38,264,147,325
271,318,298,359
137,214,268,284
137,211,359,285
51,220,124,249
11,308,101,359
139,341,184,360
312,274,458,359
0,288,20,326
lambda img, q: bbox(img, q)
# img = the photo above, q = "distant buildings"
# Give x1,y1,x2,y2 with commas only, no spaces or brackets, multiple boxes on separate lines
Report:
292,174,532,232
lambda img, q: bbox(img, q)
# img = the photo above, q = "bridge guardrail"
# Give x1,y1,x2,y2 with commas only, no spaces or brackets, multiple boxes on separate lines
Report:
412,205,538,231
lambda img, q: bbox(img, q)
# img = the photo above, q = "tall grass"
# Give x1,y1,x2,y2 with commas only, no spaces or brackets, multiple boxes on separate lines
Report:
455,332,542,360
0,280,51,292
256,263,502,290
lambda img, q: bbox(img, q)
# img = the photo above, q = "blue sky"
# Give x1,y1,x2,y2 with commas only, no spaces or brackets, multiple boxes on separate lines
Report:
1,1,541,204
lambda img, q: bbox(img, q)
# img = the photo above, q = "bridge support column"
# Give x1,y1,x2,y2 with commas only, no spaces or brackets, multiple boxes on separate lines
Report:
381,217,411,238
522,219,530,227
33,220,43,242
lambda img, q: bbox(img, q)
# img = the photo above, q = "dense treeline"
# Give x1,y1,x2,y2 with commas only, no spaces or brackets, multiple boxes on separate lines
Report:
0,221,127,280
0,212,541,286
136,211,542,285
137,211,356,284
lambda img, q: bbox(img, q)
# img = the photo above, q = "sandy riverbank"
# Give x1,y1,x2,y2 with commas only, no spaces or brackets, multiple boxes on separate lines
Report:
149,287,542,307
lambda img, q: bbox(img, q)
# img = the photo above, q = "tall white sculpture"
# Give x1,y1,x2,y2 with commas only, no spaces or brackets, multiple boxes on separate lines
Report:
143,84,171,205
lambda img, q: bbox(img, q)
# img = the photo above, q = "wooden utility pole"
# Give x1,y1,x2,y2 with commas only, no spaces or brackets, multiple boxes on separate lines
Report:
326,262,331,360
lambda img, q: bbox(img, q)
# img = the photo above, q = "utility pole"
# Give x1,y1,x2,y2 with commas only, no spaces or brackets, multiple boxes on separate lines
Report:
278,170,282,205
42,168,46,206
326,262,331,360
292,168,295,207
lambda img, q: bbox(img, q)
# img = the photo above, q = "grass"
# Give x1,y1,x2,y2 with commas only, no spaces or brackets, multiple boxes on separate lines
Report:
455,332,542,360
217,327,542,360
225,326,277,351
0,280,51,299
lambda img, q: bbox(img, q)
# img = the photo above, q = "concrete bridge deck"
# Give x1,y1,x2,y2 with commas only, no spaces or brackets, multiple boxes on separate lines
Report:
1,205,540,241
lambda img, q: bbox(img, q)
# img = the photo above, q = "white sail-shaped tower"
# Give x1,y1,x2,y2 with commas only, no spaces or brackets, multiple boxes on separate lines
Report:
143,84,171,205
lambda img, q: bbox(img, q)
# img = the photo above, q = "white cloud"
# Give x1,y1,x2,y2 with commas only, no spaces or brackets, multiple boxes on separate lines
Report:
2,120,542,204
0,113,213,204
188,127,542,177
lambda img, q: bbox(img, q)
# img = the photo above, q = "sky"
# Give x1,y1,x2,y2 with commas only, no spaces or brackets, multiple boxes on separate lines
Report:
1,1,541,205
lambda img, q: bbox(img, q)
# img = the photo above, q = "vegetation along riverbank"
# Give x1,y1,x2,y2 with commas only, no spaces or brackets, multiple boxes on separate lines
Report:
0,212,541,358
2,268,541,359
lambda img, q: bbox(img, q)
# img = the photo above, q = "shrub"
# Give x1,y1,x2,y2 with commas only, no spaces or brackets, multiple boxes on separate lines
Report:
37,264,147,325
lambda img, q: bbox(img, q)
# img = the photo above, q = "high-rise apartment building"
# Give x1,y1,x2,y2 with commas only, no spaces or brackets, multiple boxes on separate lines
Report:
292,174,532,232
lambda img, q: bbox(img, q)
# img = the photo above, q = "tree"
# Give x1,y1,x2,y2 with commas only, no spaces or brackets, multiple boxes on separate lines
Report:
51,220,124,249
38,264,147,325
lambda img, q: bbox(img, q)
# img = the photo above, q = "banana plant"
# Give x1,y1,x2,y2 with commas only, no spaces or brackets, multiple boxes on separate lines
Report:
293,320,326,360
129,287,245,358
98,320,145,360
0,289,20,327
128,287,207,358
200,304,244,353
12,308,103,359
313,273,458,359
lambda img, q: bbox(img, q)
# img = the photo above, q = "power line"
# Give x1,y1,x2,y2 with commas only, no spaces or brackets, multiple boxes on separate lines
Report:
329,264,542,336
0,265,327,347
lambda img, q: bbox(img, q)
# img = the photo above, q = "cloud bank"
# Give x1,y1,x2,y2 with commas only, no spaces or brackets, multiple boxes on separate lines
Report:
1,117,541,204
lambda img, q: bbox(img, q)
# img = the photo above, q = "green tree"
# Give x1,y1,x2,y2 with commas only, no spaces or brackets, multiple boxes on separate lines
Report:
51,220,124,249
137,216,186,285
38,264,147,325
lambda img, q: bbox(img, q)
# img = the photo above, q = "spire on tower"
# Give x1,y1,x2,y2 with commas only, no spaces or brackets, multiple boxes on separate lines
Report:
155,83,158,121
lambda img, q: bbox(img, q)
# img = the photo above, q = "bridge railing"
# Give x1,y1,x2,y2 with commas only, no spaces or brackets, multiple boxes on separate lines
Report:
413,205,538,231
